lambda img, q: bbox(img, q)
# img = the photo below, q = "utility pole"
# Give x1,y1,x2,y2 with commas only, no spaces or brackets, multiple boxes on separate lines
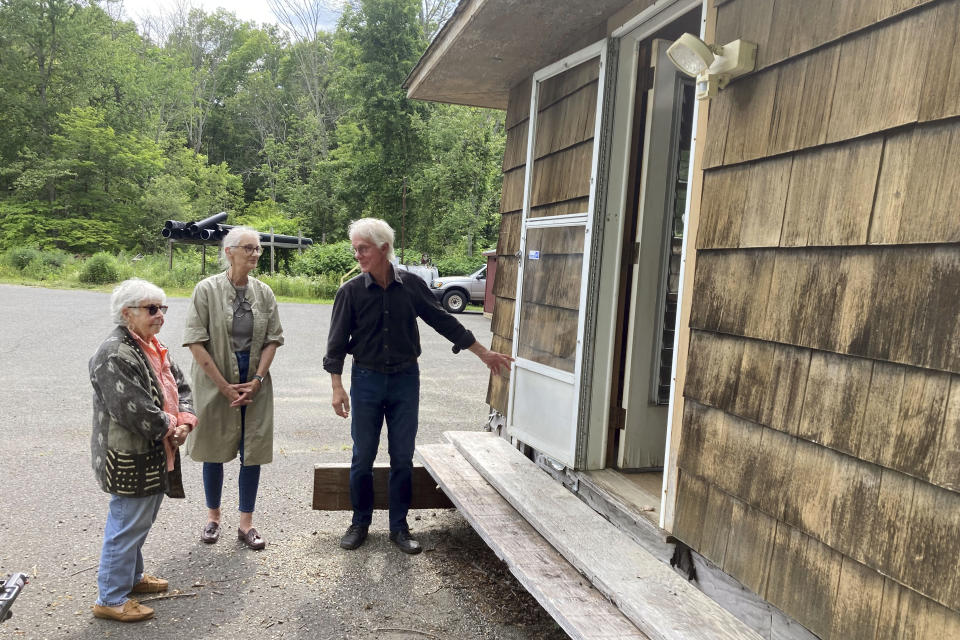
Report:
401,177,407,264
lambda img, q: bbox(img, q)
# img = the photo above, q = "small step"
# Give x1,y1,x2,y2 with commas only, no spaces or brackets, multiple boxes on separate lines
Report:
445,431,763,640
416,443,649,640
312,462,453,510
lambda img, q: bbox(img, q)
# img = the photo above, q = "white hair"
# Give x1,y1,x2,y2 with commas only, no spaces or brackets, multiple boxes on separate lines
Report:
111,278,166,326
220,226,261,268
349,218,395,261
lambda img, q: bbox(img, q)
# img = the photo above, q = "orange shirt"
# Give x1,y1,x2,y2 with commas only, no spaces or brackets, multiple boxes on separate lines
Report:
132,333,198,469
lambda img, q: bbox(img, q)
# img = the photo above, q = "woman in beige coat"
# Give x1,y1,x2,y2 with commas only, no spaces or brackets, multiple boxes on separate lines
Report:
183,226,284,550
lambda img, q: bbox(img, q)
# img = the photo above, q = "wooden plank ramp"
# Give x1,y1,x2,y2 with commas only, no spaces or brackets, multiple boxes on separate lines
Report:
445,431,763,640
416,443,649,640
312,463,453,510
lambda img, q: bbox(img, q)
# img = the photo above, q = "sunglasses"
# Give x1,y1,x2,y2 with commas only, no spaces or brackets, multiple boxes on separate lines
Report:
130,304,169,316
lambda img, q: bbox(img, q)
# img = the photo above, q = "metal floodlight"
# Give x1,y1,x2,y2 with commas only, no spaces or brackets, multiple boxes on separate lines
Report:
667,33,718,77
667,33,758,101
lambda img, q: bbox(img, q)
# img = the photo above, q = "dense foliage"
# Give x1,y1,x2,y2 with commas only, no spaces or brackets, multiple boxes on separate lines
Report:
0,0,503,264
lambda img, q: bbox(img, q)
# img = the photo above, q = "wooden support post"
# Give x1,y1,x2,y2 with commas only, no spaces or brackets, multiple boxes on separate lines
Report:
168,240,173,271
201,244,206,275
297,227,303,254
270,226,275,275
312,463,454,510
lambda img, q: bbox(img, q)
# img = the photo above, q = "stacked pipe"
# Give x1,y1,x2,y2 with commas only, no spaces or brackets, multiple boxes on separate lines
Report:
160,213,314,248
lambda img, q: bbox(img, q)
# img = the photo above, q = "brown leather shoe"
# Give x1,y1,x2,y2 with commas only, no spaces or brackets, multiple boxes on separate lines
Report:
92,598,155,622
131,574,168,593
238,527,265,550
201,521,220,544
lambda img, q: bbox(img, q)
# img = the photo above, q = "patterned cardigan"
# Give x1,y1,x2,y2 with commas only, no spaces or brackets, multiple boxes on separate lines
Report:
89,326,194,498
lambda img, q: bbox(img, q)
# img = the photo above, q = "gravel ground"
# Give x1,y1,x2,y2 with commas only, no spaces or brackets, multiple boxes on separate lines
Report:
0,283,566,640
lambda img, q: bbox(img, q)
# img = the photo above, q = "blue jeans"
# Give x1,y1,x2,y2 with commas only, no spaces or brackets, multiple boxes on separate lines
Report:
203,351,261,513
349,363,420,532
97,492,164,606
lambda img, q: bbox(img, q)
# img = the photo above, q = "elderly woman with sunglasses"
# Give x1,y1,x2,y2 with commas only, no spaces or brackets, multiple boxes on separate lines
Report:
183,226,284,550
89,278,196,622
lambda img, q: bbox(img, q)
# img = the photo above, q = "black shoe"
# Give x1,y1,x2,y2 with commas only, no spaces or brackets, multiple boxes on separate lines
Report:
389,529,422,555
339,524,368,550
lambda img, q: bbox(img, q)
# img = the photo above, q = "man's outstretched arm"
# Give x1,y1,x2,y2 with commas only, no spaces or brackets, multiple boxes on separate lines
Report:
467,341,514,376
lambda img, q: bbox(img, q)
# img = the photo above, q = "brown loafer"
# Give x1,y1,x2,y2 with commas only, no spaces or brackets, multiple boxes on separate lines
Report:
238,527,265,550
92,598,154,622
201,521,220,544
131,574,168,593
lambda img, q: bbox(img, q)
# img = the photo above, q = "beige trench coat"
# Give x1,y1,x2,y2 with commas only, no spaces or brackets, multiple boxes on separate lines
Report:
182,272,284,465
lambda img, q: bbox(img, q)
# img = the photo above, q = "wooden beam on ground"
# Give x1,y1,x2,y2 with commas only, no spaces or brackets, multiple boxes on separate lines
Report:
312,463,454,511
445,431,763,640
417,443,649,640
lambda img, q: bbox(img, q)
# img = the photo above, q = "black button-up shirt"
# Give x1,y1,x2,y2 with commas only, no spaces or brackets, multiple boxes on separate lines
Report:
322,267,476,375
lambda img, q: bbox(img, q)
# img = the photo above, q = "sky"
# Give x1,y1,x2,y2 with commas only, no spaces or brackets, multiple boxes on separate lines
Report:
117,0,345,32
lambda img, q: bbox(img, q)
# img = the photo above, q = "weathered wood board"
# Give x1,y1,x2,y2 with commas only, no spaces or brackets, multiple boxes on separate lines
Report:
312,463,453,511
445,431,764,640
416,443,650,640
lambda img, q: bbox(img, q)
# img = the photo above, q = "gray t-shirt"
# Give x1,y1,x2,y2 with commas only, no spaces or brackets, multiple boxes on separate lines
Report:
231,285,254,353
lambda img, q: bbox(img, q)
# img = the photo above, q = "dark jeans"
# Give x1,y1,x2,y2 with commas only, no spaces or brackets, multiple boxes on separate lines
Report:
203,351,261,513
349,362,420,532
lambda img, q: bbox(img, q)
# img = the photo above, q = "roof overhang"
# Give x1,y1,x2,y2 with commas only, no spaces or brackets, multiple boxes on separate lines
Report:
405,0,637,110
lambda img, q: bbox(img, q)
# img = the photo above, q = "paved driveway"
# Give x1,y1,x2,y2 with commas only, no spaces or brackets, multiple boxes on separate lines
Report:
0,284,563,639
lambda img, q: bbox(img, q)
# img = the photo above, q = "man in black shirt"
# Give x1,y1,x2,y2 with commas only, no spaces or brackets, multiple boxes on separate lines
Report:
323,218,512,554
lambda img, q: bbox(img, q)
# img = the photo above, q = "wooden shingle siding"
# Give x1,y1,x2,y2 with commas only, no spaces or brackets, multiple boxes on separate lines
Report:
704,0,960,169
715,0,942,77
685,331,960,493
689,246,960,374
700,121,960,250
500,166,525,213
678,401,960,613
675,469,960,640
502,120,529,172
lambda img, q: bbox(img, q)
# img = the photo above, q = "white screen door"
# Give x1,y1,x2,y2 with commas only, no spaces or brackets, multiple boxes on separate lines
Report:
507,41,607,467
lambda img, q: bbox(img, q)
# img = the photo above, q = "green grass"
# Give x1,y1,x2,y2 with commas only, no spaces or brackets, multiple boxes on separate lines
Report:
0,248,336,303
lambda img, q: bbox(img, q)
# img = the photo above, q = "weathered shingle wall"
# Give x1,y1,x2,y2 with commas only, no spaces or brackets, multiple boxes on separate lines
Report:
675,0,960,636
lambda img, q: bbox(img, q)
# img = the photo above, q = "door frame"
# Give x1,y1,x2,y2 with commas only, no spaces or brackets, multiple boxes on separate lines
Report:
505,39,608,467
579,0,705,530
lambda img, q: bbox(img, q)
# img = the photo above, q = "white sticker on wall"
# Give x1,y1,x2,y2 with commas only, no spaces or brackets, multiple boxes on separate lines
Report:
528,250,540,260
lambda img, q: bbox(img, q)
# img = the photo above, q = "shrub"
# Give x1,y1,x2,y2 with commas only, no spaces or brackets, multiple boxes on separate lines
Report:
435,253,485,277
79,252,121,284
291,242,355,278
38,249,72,269
5,246,42,271
257,273,339,301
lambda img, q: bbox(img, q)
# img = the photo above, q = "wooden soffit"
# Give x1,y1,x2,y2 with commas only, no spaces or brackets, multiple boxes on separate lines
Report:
405,0,638,110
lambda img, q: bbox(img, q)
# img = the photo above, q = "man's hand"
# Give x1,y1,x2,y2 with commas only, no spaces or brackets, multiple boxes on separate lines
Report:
468,342,514,376
331,374,350,418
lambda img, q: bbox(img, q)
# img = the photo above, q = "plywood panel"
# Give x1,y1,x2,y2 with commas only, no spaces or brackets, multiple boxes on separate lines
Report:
780,137,882,247
871,121,960,244
690,246,960,375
